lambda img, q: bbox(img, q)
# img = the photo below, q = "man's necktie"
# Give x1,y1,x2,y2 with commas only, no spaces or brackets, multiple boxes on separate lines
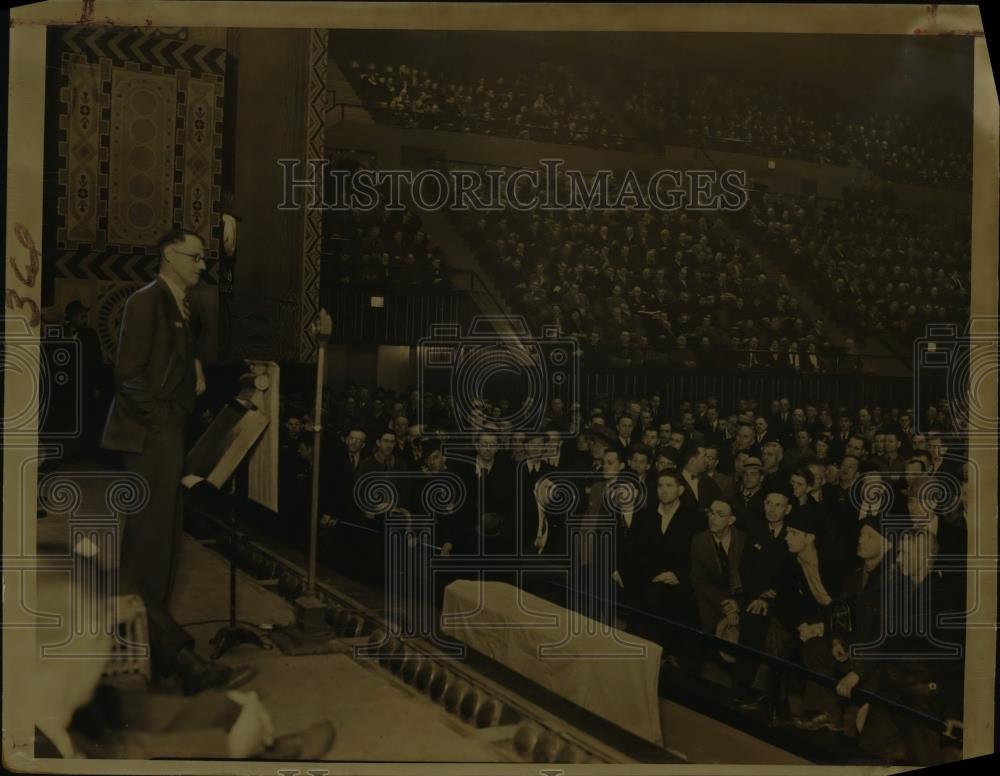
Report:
715,540,730,576
181,295,191,322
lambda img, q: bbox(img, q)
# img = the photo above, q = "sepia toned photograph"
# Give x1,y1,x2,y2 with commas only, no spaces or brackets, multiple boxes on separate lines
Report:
3,2,997,773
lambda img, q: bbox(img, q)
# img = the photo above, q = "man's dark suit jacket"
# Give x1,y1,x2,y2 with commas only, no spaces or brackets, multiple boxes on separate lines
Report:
100,277,203,605
452,456,516,555
740,521,794,603
733,486,766,529
356,453,413,517
680,471,723,512
830,430,853,458
634,502,701,587
776,541,844,631
101,277,200,454
320,441,364,522
835,557,892,682
698,419,725,444
706,470,736,501
690,528,747,631
406,468,474,555
606,472,654,603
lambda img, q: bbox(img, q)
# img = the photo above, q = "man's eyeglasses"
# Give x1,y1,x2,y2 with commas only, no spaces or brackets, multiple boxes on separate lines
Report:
171,249,206,262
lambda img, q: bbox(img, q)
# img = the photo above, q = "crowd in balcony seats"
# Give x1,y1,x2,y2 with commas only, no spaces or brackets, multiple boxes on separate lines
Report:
271,383,968,766
615,71,971,189
450,171,875,371
334,41,971,190
323,155,452,288
345,59,628,149
747,181,972,345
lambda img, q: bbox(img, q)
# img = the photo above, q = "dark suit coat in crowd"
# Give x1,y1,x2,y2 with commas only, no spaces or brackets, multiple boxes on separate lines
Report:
776,539,845,631
761,469,790,499
827,483,864,556
356,452,412,516
634,502,702,587
405,467,475,555
680,470,723,512
451,456,517,555
690,528,747,632
740,520,794,602
605,472,654,602
697,418,726,444
835,555,893,682
706,470,736,501
876,569,966,708
632,502,701,628
319,440,363,522
732,486,766,529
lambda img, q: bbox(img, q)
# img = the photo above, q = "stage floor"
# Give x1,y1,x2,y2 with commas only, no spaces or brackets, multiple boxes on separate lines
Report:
170,535,516,762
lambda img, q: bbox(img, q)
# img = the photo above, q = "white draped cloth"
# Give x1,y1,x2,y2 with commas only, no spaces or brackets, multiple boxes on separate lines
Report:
442,580,664,745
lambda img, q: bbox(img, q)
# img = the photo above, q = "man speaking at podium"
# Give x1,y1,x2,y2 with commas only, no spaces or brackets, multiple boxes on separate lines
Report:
102,228,254,694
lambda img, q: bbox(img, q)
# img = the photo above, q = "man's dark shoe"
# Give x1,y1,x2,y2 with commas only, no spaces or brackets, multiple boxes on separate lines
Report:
259,719,336,760
736,691,770,712
791,711,843,733
174,648,258,695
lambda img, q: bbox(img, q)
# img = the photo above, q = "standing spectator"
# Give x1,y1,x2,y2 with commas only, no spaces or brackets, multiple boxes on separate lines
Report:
637,471,701,665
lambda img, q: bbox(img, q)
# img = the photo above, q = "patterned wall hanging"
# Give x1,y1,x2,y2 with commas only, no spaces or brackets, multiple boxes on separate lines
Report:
46,26,226,358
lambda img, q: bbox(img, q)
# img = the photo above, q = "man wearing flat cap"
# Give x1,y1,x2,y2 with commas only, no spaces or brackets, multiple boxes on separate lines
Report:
797,515,895,733
779,508,844,648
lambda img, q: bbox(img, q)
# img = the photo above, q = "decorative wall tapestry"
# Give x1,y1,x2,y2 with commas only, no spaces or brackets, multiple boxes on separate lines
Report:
48,26,226,358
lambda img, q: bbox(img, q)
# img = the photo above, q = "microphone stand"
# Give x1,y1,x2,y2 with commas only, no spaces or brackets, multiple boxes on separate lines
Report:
268,310,344,654
306,309,332,597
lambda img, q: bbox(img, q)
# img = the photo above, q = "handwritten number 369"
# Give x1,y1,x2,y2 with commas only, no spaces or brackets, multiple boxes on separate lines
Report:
5,223,42,327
